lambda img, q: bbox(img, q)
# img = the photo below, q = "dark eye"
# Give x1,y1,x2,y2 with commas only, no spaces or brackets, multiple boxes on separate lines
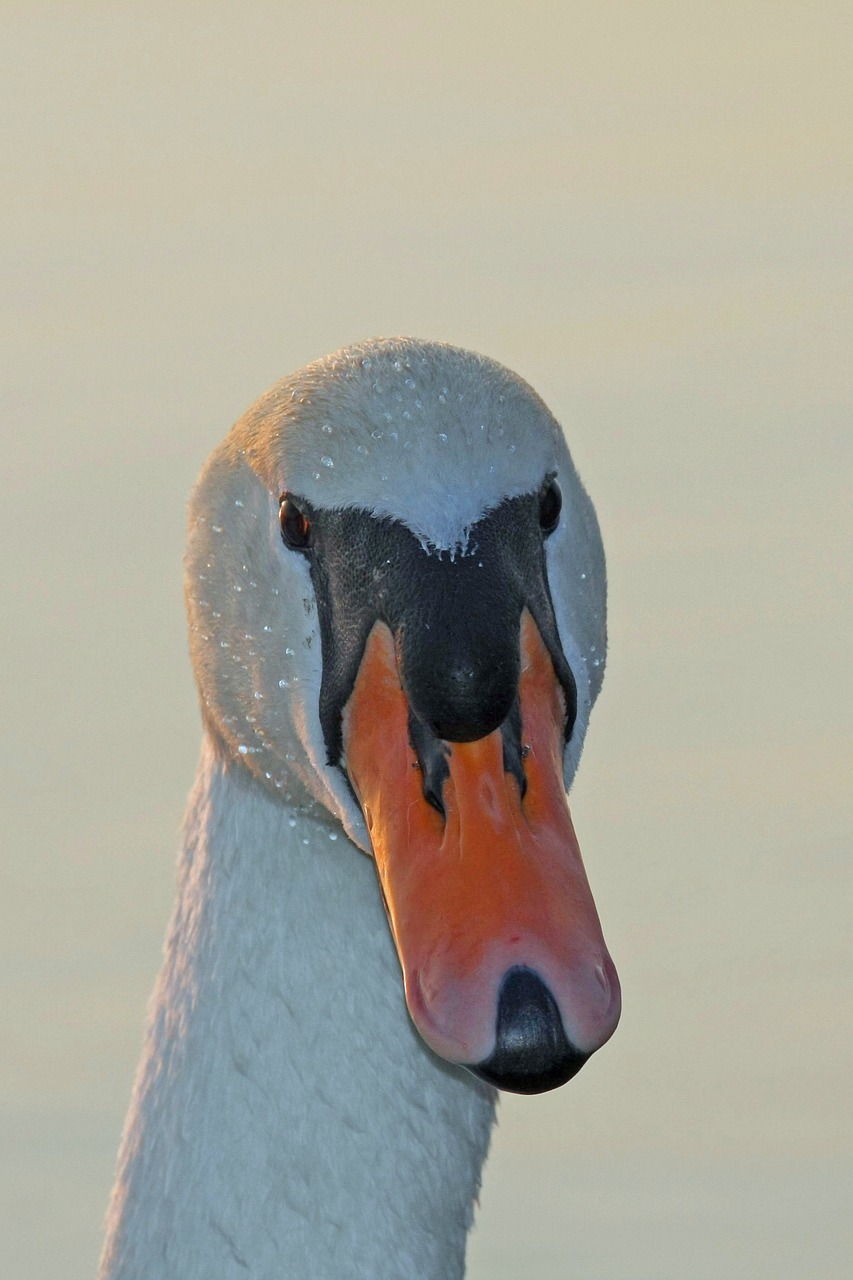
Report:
279,495,312,549
538,478,562,535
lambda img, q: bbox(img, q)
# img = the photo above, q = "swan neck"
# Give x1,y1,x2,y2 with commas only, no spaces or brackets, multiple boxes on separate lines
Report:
100,738,495,1280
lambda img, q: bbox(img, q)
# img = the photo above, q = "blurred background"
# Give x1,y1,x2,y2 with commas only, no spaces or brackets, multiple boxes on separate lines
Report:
2,3,851,1277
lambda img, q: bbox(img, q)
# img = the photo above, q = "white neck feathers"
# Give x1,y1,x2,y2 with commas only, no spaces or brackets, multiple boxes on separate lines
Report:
100,740,495,1280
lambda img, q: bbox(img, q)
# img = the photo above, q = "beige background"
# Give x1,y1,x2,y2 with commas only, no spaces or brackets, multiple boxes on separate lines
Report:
2,4,851,1277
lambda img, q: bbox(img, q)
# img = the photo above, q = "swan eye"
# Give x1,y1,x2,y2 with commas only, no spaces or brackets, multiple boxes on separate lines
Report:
279,495,312,549
538,479,562,535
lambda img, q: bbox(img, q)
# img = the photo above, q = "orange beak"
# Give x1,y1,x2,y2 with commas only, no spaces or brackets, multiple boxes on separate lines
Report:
343,609,620,1091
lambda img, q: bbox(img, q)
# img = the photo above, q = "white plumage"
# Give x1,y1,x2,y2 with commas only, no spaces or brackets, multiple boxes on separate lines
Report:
100,338,610,1279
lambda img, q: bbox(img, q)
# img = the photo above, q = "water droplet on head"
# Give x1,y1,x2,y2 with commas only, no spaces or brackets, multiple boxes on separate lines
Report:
371,429,383,440
320,455,334,468
278,678,289,688
285,647,295,656
238,744,248,755
437,432,448,443
405,377,416,389
321,423,333,434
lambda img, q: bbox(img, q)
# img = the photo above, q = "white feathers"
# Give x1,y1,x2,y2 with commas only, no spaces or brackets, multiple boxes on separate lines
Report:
101,745,494,1280
231,337,562,553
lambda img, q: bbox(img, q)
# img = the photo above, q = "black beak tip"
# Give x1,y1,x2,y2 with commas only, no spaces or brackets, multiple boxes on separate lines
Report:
466,966,589,1095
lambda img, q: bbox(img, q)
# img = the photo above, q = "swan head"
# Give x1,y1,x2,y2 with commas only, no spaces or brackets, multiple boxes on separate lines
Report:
186,337,620,1093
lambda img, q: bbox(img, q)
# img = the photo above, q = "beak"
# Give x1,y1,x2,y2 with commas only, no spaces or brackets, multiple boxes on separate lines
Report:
343,610,620,1093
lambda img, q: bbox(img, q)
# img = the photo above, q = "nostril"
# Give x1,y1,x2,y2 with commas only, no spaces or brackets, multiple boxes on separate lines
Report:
408,709,450,820
423,784,446,820
467,966,589,1095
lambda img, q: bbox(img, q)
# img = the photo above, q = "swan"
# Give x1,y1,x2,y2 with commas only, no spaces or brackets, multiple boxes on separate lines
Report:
99,337,620,1280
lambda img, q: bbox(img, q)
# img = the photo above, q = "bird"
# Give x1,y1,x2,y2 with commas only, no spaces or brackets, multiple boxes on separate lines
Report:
99,337,620,1280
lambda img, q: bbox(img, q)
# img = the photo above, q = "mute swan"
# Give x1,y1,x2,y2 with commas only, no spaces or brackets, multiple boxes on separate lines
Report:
99,337,620,1280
